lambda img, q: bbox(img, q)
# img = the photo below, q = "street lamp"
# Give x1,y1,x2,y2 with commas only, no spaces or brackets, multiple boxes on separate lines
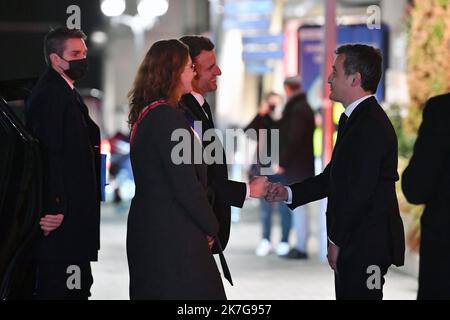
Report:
101,0,126,17
100,0,170,63
100,0,170,137
137,0,169,19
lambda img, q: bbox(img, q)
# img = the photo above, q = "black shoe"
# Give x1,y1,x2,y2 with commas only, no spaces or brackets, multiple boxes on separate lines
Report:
287,248,308,259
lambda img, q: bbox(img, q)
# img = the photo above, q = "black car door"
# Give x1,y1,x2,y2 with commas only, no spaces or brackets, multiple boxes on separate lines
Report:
0,79,41,299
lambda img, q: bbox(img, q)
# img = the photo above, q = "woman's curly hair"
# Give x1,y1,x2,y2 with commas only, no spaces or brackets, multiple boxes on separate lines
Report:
128,39,189,127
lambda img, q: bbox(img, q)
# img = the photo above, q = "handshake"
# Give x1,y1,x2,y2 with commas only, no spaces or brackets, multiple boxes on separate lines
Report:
249,176,288,202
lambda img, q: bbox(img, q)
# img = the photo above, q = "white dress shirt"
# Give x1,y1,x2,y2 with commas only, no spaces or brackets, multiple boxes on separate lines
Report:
59,71,74,90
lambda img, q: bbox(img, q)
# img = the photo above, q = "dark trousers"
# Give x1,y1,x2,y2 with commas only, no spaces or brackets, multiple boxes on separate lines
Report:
334,255,389,300
33,261,93,300
260,200,292,242
417,238,450,300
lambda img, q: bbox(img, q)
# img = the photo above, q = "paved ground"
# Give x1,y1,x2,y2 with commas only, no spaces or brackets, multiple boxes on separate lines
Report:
91,199,418,300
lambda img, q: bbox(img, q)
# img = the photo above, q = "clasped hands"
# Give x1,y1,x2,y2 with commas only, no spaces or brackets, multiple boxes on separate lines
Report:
249,176,288,202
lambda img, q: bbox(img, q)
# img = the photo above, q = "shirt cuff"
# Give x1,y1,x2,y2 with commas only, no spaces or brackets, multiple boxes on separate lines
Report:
246,182,250,199
284,186,293,204
328,237,337,246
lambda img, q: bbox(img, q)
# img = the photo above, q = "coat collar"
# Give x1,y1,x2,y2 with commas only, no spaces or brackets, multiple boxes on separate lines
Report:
43,67,75,94
344,94,373,118
339,96,377,139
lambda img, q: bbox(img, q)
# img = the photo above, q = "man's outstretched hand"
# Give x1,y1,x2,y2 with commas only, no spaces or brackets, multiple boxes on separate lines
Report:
265,183,288,202
249,176,269,198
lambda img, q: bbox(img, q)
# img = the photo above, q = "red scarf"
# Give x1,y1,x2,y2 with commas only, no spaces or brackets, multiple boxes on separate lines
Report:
130,99,167,144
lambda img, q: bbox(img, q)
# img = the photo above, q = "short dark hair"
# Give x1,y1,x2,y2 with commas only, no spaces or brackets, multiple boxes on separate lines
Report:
44,27,87,66
179,35,214,60
335,44,382,93
264,91,280,100
283,76,302,92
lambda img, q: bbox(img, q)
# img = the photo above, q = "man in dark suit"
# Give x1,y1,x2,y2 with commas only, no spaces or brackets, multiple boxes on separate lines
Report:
402,93,450,300
267,44,405,299
179,36,268,251
25,27,100,299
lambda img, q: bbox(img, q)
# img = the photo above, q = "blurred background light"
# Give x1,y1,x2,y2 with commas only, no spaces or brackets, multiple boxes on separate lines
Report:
90,30,108,46
101,0,126,17
137,0,168,19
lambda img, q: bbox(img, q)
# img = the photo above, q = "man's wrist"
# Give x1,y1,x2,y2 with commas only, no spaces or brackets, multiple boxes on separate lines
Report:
284,186,292,204
246,182,250,199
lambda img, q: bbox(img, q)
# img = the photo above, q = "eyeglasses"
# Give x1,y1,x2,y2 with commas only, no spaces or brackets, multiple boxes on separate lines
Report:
189,63,196,71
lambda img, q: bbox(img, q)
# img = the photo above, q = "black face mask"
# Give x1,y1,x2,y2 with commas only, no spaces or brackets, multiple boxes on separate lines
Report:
60,56,88,80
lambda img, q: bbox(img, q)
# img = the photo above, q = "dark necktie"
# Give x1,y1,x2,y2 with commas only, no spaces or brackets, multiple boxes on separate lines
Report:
202,100,214,127
337,113,348,141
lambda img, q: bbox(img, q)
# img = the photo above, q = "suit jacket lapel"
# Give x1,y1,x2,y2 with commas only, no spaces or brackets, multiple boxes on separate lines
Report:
331,96,374,161
73,89,92,125
181,94,227,165
339,96,374,141
181,93,214,130
47,68,100,157
48,68,91,124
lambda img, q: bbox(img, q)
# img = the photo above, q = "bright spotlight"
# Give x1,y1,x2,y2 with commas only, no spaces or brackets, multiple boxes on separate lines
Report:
101,0,126,17
137,0,169,19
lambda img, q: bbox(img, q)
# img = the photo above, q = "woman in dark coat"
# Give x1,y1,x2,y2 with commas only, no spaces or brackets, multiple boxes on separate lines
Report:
126,39,226,299
402,93,450,300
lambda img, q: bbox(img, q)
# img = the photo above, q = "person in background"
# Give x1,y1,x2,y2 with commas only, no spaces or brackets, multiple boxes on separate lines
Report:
281,76,315,259
245,91,293,256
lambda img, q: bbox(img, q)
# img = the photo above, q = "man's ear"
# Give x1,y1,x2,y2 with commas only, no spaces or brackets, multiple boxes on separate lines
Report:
49,53,61,67
351,72,362,88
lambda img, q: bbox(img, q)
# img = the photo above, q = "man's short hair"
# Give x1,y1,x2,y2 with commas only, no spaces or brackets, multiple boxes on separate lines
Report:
335,44,382,93
179,35,215,60
283,76,302,92
264,91,281,100
44,27,87,66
